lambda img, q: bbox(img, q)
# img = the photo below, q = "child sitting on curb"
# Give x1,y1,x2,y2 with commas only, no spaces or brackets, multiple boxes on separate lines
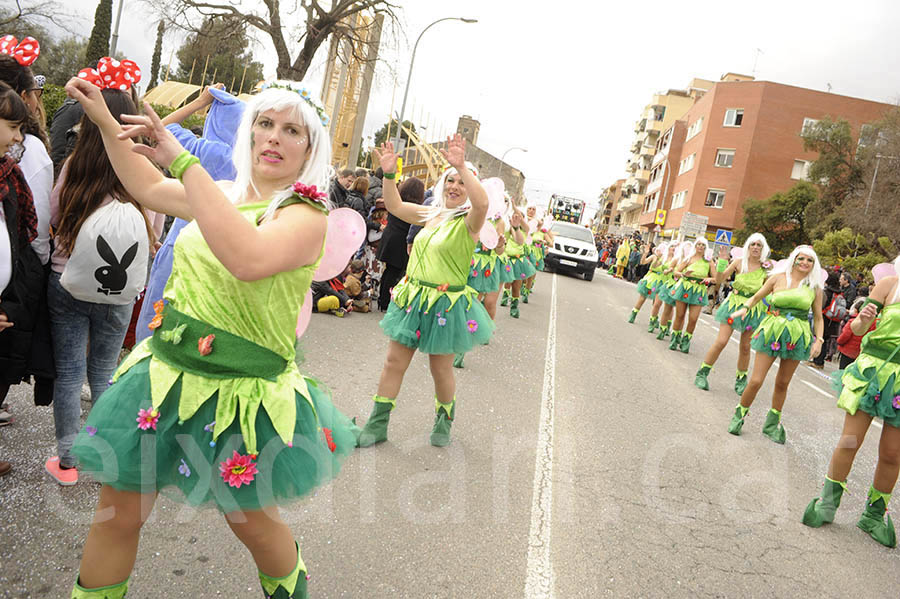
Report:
344,259,371,312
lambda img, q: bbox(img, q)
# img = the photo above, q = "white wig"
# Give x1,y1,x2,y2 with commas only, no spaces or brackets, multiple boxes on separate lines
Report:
655,242,668,257
691,237,709,260
741,232,771,274
420,161,479,226
782,245,824,290
228,86,332,220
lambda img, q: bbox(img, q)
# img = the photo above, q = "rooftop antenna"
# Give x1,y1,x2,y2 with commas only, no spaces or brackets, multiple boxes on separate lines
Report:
752,48,764,77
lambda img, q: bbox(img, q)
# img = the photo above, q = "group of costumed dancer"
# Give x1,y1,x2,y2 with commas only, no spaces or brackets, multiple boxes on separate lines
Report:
625,231,900,549
25,45,553,591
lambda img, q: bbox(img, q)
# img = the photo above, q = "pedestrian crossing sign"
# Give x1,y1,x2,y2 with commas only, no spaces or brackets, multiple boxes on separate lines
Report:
714,229,732,246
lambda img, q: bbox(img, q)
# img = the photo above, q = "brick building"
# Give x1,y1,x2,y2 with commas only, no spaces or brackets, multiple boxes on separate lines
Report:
638,75,893,242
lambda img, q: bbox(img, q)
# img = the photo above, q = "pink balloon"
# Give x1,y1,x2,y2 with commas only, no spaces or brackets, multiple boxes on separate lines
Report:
872,262,896,283
313,208,366,281
730,247,744,260
296,289,313,338
479,221,499,249
481,177,507,220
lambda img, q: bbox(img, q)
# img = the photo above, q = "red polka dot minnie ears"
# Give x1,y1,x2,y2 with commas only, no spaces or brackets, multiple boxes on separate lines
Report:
77,57,142,92
0,35,40,67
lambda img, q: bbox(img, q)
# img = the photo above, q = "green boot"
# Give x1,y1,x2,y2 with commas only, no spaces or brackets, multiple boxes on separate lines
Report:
802,478,847,527
357,395,395,447
647,315,659,333
857,486,898,548
500,289,510,307
510,298,520,318
72,579,129,598
628,308,638,323
734,370,749,396
522,288,530,304
259,542,308,598
453,353,465,369
728,405,749,435
656,322,670,340
668,330,682,351
430,398,456,447
679,332,692,353
762,408,786,444
694,363,712,391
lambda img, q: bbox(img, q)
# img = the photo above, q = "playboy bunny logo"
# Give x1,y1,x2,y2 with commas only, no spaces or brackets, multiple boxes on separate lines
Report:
94,235,137,295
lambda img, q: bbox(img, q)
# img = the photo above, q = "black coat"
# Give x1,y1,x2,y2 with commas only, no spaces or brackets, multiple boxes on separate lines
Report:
376,212,413,269
0,186,55,403
344,190,367,221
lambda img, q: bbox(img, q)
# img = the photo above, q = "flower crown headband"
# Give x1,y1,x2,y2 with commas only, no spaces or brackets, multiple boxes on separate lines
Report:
260,80,330,127
0,35,40,67
77,57,142,92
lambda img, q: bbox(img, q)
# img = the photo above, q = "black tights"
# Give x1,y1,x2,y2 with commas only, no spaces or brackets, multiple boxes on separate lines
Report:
379,263,406,311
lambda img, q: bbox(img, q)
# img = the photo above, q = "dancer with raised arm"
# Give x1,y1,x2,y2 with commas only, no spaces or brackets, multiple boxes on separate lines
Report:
64,76,357,598
727,245,825,443
667,238,712,353
358,137,494,448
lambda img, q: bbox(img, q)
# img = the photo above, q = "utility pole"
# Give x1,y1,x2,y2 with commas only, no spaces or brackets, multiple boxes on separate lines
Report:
110,0,126,57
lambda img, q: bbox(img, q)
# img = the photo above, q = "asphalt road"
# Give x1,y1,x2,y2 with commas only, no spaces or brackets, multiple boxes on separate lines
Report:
1,269,899,598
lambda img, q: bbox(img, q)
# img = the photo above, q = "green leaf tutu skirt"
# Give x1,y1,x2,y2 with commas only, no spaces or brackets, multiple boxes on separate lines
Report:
750,309,811,360
510,255,536,280
656,280,677,305
833,349,900,428
467,253,501,294
71,358,358,512
715,292,768,332
668,279,708,306
636,272,662,299
497,257,516,283
380,284,495,354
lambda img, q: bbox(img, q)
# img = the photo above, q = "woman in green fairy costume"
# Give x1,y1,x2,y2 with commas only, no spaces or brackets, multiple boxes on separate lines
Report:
694,233,771,394
64,77,355,598
727,245,825,444
650,242,679,336
803,257,900,548
667,238,713,354
358,136,494,448
627,242,666,324
499,205,532,318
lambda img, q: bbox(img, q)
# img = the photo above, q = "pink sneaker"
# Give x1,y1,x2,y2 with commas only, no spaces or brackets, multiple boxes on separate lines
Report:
45,456,78,486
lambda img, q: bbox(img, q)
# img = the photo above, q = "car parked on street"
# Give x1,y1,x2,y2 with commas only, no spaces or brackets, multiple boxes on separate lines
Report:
543,221,599,281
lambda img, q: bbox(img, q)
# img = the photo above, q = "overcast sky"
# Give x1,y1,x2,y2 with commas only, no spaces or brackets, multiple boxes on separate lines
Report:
62,0,900,211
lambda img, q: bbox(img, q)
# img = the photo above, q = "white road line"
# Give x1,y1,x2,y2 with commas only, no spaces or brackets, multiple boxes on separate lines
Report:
801,380,832,398
525,273,557,599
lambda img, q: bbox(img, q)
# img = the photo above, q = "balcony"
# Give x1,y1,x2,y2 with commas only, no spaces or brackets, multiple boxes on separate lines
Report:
634,168,651,182
618,193,644,212
639,144,656,159
630,138,641,153
645,119,664,133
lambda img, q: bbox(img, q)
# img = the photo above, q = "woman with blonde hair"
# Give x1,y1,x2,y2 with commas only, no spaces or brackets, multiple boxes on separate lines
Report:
666,238,712,353
727,245,825,443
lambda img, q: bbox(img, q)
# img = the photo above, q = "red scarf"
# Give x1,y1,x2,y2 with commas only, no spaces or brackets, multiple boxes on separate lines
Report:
0,156,37,245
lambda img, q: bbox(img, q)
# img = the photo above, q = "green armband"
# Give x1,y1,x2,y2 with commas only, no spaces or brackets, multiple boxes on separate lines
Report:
716,259,729,272
169,150,201,182
383,172,396,180
861,298,884,312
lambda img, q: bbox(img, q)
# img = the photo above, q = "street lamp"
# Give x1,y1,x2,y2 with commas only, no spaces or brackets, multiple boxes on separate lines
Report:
393,17,478,149
497,146,527,178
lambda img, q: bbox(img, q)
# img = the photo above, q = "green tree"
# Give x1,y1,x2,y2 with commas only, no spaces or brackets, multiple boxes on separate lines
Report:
0,15,88,86
813,228,897,281
173,16,264,93
41,83,67,128
373,119,416,147
734,181,818,257
84,0,113,66
148,20,164,89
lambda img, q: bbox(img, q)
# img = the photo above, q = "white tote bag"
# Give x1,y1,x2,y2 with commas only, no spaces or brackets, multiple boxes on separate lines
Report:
60,200,149,305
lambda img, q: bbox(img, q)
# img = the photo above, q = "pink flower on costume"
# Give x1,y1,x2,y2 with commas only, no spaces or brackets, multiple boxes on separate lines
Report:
415,329,421,340
506,265,512,272
136,408,160,430
893,395,900,409
770,341,781,351
292,182,327,203
466,320,478,333
219,451,259,488
323,428,336,452
786,342,796,351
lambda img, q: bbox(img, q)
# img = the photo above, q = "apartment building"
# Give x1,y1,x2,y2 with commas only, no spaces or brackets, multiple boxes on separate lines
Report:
596,179,626,233
617,78,714,229
638,74,892,241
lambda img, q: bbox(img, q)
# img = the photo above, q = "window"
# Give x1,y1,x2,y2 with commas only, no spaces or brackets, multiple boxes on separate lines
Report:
686,117,704,140
801,118,819,135
791,159,811,180
715,149,735,168
723,108,744,127
705,189,725,208
648,191,659,212
671,190,687,209
678,153,695,174
649,165,661,183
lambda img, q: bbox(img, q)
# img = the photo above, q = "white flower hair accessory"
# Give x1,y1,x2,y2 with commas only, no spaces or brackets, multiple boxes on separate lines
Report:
260,79,330,127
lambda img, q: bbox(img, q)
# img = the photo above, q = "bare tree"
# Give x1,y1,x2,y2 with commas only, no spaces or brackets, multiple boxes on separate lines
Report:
0,0,83,34
143,0,400,81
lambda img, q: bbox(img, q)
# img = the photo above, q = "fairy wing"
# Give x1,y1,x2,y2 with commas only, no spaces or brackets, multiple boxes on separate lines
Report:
872,263,895,284
481,177,507,221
